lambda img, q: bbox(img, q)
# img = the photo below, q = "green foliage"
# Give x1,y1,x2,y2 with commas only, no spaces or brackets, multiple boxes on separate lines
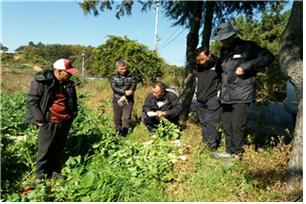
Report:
185,159,254,201
161,64,184,88
1,43,9,52
1,92,175,202
80,0,134,19
1,93,29,135
89,35,165,82
108,138,176,182
16,42,72,67
15,42,93,71
66,96,121,157
1,81,298,202
58,157,165,202
1,93,38,195
153,118,180,140
1,53,15,63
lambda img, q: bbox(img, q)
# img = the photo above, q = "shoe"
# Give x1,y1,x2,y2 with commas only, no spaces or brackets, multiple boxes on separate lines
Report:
211,151,221,159
51,172,66,180
212,151,233,159
208,144,218,152
119,128,129,137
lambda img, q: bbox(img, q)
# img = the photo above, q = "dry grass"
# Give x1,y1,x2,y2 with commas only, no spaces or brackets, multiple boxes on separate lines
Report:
79,79,302,202
1,67,36,93
240,138,302,201
165,123,203,199
165,125,301,201
2,66,301,202
78,80,153,120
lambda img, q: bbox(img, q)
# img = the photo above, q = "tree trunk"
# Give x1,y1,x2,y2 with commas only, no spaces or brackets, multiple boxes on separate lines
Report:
201,1,215,51
279,0,303,188
179,1,203,126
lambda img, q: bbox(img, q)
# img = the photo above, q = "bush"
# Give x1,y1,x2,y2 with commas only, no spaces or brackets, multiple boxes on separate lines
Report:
89,35,165,82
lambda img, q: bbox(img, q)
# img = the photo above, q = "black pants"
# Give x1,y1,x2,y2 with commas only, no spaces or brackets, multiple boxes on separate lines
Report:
197,95,221,150
36,119,72,177
113,101,133,135
222,103,249,154
142,112,179,132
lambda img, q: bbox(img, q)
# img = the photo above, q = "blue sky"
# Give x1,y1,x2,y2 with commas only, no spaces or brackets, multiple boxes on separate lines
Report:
1,0,188,66
1,0,292,66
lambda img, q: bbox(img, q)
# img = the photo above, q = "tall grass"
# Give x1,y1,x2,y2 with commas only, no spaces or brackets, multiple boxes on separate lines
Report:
1,68,302,202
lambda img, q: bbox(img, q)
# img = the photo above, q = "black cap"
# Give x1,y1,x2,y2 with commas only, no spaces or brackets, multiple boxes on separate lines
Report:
214,22,239,41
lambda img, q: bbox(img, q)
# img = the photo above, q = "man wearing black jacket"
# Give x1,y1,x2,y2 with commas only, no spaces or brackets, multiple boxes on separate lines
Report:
25,59,78,180
142,81,182,132
194,47,221,151
213,22,274,158
110,60,137,136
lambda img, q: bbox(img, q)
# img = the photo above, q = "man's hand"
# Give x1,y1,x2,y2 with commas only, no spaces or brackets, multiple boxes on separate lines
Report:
235,67,245,76
125,90,133,96
156,111,166,117
37,122,45,127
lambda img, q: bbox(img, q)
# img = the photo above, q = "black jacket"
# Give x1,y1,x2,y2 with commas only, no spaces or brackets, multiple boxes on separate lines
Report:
142,90,182,118
195,60,221,103
219,38,274,104
25,70,78,124
110,72,137,102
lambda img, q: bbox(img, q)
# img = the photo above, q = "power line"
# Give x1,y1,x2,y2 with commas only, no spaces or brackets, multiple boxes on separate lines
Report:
159,28,187,50
159,27,182,48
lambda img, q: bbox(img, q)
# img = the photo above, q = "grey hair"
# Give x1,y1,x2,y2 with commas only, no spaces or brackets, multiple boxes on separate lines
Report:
116,59,128,67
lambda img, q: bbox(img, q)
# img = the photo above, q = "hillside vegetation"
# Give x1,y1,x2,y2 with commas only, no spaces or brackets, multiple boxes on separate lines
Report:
0,64,301,201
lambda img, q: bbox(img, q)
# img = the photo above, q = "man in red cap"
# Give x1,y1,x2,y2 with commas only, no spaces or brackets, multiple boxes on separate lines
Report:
25,58,78,180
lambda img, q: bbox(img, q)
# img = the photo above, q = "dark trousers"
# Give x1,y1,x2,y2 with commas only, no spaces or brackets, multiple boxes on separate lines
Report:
222,103,249,154
197,95,221,150
113,101,133,135
143,113,179,132
36,119,72,177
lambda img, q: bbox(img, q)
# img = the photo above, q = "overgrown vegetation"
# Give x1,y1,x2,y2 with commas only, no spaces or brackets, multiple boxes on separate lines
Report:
12,42,93,71
3,35,177,83
1,92,183,201
0,76,301,201
1,3,301,199
89,35,165,81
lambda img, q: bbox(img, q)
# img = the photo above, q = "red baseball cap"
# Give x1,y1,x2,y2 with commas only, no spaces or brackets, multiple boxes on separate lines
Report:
53,59,78,74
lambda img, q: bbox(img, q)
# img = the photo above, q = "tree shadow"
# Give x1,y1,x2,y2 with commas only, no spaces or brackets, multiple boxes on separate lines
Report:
244,169,303,201
246,102,295,148
65,132,102,157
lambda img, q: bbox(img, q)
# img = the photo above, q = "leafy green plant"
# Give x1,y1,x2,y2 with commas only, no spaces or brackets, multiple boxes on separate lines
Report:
1,93,30,135
67,97,121,157
1,93,38,196
89,35,165,82
153,118,180,140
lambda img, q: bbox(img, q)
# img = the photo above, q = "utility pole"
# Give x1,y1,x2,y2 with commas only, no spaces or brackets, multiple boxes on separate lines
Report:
154,0,159,51
81,51,86,76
